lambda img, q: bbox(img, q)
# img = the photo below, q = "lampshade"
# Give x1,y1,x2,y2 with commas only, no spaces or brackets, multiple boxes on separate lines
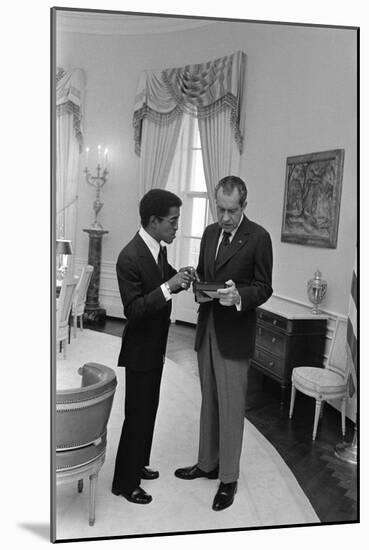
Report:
56,239,73,255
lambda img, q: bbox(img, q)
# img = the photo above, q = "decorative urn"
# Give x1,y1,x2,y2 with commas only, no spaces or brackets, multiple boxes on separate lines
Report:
307,269,327,314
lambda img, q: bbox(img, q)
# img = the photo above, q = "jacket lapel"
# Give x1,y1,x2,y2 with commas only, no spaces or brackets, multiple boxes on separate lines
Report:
206,225,222,281
135,233,163,285
214,216,251,274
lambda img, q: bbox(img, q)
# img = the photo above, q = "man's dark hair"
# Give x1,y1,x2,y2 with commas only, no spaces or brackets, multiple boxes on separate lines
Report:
215,176,248,207
139,189,182,227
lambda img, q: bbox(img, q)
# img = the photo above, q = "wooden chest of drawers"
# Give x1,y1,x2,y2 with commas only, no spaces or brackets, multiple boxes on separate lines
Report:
250,298,327,405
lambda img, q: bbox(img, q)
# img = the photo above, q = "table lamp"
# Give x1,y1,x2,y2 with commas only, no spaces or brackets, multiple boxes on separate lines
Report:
56,239,73,282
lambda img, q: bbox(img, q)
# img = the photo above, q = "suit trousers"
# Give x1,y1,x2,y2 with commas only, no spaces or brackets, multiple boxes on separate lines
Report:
197,309,249,483
112,365,163,493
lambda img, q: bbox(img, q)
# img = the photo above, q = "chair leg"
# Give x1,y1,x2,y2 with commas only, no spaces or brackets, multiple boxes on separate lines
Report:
77,479,84,493
73,315,77,339
80,315,84,331
319,401,325,419
89,473,97,526
289,384,296,418
63,339,67,359
341,397,347,437
313,400,322,440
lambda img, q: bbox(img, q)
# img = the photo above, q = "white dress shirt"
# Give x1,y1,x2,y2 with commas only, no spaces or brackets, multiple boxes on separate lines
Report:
139,226,171,301
215,215,244,311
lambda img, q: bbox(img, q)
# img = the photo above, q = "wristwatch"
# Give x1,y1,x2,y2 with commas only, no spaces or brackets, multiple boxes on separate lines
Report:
164,281,172,294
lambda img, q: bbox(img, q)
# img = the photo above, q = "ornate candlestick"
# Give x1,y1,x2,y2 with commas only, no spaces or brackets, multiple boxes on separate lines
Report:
83,146,109,324
84,163,108,229
307,269,327,314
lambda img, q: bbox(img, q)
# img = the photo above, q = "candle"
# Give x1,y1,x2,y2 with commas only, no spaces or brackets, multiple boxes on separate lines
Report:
104,148,109,170
97,144,102,165
85,146,90,168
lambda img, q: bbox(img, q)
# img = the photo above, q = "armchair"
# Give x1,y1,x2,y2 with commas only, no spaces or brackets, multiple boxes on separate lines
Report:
55,362,117,526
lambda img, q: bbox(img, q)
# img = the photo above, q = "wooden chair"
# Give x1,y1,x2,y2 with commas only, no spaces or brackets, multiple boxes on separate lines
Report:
71,265,94,338
289,318,349,440
56,362,117,526
56,277,77,358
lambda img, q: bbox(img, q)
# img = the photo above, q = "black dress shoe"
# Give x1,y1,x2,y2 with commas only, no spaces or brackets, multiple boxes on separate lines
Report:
112,486,152,504
212,481,237,511
174,464,219,480
141,466,159,480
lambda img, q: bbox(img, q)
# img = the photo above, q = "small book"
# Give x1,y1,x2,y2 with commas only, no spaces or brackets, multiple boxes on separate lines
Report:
194,281,226,299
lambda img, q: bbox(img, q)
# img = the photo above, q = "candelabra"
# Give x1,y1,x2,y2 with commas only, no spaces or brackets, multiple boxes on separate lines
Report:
307,269,327,314
84,163,108,229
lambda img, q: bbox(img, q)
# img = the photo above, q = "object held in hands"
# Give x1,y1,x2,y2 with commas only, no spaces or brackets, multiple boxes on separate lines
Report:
194,281,227,299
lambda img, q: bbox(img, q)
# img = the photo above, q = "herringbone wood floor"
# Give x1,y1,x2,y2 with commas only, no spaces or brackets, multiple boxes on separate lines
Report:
91,317,358,525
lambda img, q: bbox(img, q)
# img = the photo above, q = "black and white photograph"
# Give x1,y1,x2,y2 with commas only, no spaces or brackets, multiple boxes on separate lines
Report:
50,5,359,544
4,1,366,549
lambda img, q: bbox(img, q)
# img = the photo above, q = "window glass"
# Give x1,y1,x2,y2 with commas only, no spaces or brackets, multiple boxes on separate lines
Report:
189,150,207,192
190,197,207,237
182,237,201,267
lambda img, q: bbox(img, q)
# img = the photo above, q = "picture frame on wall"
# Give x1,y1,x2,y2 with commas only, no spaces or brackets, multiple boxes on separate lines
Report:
281,149,345,248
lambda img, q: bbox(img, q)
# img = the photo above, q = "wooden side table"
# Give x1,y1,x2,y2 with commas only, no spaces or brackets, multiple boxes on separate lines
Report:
250,296,327,406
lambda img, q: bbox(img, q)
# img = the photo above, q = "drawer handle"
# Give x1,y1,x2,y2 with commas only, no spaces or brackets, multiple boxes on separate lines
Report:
273,319,277,325
268,361,274,368
260,313,263,319
271,337,276,344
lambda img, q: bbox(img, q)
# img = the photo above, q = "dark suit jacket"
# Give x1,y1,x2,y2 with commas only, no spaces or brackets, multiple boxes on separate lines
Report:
116,232,177,371
194,216,273,359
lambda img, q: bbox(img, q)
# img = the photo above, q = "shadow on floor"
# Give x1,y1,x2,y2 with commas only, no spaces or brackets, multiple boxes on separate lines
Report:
17,523,50,541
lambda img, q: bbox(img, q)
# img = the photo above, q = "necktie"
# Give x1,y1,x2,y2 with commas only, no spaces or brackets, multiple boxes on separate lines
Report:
157,245,166,280
215,231,231,268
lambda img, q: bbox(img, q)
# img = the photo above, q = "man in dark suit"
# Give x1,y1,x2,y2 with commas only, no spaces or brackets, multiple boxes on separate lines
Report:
175,176,273,511
112,189,195,505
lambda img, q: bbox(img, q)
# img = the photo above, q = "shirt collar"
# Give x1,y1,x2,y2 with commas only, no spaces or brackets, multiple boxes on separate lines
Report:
139,226,161,261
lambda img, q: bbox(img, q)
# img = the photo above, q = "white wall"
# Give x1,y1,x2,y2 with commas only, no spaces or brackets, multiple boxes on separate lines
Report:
56,16,357,319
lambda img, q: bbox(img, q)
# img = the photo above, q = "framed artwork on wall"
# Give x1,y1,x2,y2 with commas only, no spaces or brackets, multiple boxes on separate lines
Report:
281,149,345,248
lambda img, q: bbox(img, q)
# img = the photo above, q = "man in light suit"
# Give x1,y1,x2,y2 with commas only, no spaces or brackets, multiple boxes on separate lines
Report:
175,176,273,511
112,189,195,505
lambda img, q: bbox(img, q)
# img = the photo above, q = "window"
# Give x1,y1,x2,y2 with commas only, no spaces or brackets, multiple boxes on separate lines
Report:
167,116,212,270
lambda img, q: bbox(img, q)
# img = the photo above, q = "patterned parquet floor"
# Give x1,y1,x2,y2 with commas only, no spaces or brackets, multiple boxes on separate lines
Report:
91,317,358,525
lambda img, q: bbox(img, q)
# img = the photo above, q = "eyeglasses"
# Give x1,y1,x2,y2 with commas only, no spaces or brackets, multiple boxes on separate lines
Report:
157,216,179,227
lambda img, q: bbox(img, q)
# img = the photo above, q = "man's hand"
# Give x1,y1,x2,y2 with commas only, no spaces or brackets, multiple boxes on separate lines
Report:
217,280,241,307
167,269,194,292
179,266,199,282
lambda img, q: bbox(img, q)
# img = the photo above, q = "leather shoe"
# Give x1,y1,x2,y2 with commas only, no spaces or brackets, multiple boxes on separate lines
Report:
141,466,159,480
112,486,152,504
174,464,219,480
212,481,237,511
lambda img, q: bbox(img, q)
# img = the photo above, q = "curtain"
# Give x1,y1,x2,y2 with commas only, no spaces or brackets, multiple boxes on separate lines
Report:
56,68,85,258
133,51,246,200
139,113,183,196
198,106,241,220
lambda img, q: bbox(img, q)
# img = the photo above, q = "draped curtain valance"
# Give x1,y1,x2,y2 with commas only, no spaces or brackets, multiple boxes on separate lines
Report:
56,68,84,148
133,50,246,156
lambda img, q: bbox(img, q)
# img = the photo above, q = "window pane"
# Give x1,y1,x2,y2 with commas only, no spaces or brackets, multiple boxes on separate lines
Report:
183,237,201,267
191,197,207,237
189,150,207,192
